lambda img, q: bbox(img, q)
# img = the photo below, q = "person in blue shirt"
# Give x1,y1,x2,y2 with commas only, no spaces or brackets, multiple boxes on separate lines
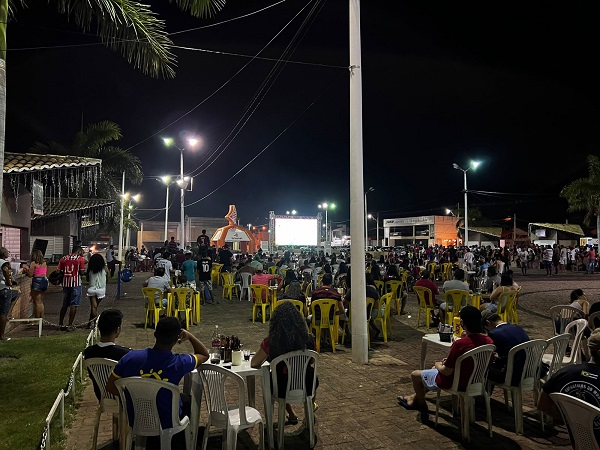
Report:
180,252,197,286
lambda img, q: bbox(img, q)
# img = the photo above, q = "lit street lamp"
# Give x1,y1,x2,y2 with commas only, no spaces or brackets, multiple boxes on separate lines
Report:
367,213,380,248
159,175,176,243
163,137,198,249
318,202,335,246
118,170,140,262
286,210,297,215
364,187,374,250
452,161,480,247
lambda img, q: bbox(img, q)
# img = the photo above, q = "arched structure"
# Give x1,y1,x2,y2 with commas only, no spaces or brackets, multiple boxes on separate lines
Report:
211,205,258,252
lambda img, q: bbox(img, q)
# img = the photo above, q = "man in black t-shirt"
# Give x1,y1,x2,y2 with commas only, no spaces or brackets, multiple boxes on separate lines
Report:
538,328,600,444
218,245,234,272
83,309,131,401
197,250,214,304
197,229,210,252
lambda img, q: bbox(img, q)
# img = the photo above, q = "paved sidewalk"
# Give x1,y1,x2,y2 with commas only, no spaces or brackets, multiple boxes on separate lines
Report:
8,267,600,449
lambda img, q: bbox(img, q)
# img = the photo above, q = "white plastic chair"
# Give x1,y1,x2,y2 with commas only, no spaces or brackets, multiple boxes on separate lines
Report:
270,349,319,449
114,377,191,450
542,318,587,367
487,339,548,435
236,272,253,302
542,333,571,380
550,305,585,335
198,363,264,450
83,358,122,450
550,392,600,450
435,344,496,441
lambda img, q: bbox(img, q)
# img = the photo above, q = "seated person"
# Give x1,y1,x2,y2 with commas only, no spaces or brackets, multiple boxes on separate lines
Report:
306,273,345,326
480,273,519,313
143,266,172,307
439,268,471,320
482,311,530,385
343,272,380,342
538,328,600,445
398,305,492,412
83,309,131,401
482,266,500,293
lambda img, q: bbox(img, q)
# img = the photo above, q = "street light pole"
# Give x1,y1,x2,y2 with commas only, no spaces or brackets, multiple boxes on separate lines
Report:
118,171,125,262
318,203,335,248
161,176,172,243
364,187,374,251
452,162,480,248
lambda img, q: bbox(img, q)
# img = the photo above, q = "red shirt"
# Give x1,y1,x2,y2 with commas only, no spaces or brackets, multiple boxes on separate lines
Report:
436,333,494,390
58,254,85,287
415,278,440,303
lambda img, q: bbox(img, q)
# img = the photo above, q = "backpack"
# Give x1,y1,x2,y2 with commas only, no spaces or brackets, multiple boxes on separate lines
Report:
48,269,63,285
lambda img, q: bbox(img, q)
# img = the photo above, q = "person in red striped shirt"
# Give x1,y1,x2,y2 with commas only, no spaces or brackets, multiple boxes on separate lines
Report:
58,246,86,331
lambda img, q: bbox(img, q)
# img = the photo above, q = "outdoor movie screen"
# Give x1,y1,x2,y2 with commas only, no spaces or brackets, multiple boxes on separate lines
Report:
275,217,318,246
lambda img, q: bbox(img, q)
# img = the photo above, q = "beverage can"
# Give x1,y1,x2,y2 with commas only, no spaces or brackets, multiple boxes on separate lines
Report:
453,316,462,337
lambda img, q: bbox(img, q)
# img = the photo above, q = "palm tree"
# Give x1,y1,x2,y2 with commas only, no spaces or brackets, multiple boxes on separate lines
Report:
560,154,600,242
30,120,142,200
0,0,225,227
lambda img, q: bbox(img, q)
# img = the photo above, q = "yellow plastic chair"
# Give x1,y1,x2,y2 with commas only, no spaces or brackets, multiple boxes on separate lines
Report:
141,287,165,329
309,299,340,353
316,273,325,287
340,297,375,347
250,284,270,323
275,299,306,317
172,287,194,329
496,290,519,324
427,262,437,279
268,265,278,275
385,279,402,315
372,293,394,342
413,285,435,328
221,272,239,300
211,263,224,286
441,263,453,281
444,289,470,325
374,280,384,297
400,270,409,294
509,287,522,324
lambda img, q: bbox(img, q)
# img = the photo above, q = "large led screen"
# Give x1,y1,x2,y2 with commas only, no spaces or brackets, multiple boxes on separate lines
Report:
275,217,318,246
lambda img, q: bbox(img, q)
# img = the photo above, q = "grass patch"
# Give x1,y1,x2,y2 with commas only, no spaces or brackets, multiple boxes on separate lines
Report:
0,333,88,449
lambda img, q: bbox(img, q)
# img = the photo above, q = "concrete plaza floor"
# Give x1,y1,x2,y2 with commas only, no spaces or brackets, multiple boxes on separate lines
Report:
8,266,600,449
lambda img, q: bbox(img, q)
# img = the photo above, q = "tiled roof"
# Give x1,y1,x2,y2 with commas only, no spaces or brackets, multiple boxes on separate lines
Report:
32,198,115,219
4,152,101,173
530,223,585,235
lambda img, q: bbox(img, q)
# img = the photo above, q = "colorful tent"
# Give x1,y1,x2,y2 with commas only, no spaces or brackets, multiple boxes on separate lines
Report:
211,205,258,251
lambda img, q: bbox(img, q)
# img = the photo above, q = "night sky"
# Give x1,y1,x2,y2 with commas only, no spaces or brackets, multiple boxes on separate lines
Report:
5,1,600,234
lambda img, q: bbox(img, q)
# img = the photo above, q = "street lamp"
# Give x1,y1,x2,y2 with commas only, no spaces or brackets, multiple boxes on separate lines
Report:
286,210,297,215
367,213,379,248
163,137,199,249
118,171,140,262
159,175,176,243
452,161,480,247
364,187,374,251
318,202,335,246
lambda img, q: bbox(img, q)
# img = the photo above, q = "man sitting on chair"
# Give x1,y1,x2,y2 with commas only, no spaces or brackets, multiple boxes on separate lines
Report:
106,317,209,426
538,327,600,443
397,305,493,413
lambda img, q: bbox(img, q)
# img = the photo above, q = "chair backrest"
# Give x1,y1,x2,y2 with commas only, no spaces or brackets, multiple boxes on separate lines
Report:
366,297,376,318
545,333,571,378
413,285,435,308
277,299,305,316
588,311,600,332
496,289,518,316
310,299,338,326
197,364,250,427
114,377,188,432
142,287,163,309
84,357,119,405
444,289,470,311
504,339,548,390
550,392,600,450
172,287,194,311
450,344,496,395
550,305,585,335
268,266,278,275
270,349,319,404
377,293,394,320
385,280,401,299
221,272,234,285
565,318,588,365
239,272,253,288
374,280,384,296
250,284,269,304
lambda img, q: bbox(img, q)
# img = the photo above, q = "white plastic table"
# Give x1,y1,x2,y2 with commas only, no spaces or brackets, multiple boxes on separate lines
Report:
420,333,453,369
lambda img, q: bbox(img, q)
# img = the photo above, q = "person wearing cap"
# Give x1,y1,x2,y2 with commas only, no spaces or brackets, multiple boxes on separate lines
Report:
397,305,493,412
482,311,530,385
538,327,600,443
106,316,209,425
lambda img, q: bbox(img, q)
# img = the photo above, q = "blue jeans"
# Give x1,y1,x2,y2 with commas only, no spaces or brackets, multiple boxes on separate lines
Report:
588,259,597,274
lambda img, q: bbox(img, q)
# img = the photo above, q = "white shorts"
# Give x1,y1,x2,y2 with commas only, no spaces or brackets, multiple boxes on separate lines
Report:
86,287,106,299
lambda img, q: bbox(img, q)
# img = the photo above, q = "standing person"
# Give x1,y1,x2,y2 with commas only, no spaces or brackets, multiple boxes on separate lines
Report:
105,244,120,278
588,246,597,274
167,236,179,254
106,316,210,425
58,246,86,331
83,309,131,401
25,249,49,319
86,253,109,328
517,247,529,276
0,247,20,341
197,250,214,304
543,245,554,276
397,305,493,412
180,252,197,287
463,247,475,271
197,229,210,253
251,301,319,425
218,245,234,272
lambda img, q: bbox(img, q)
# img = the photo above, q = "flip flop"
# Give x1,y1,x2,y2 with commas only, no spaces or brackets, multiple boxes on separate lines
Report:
398,398,427,411
285,416,299,426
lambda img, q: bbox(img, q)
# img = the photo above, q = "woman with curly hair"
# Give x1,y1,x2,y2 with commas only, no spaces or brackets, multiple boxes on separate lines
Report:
252,301,318,425
25,249,48,318
86,253,109,328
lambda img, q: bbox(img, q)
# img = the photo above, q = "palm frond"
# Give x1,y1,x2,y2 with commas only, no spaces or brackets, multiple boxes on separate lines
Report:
73,121,123,154
54,0,176,79
29,141,68,155
170,0,226,18
97,145,143,184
